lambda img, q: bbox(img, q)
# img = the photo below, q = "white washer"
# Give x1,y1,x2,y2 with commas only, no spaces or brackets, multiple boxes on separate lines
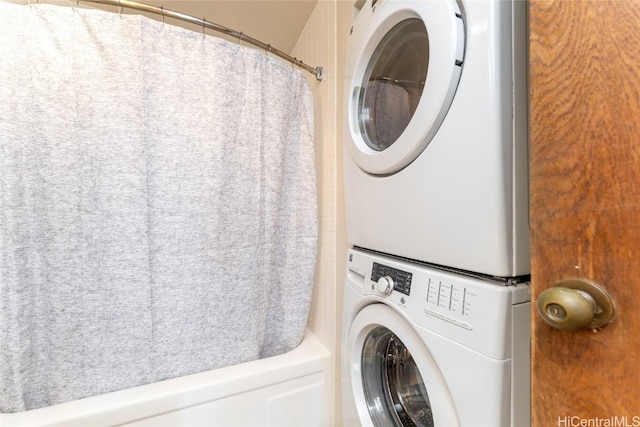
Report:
342,249,530,426
343,0,529,277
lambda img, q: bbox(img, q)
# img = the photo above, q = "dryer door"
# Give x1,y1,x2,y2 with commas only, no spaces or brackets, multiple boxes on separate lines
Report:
344,0,465,175
345,304,459,427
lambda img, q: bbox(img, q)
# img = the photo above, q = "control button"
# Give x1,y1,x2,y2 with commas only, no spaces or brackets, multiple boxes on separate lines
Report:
423,308,473,330
459,321,473,330
424,308,444,320
444,315,461,327
372,263,412,296
376,276,394,296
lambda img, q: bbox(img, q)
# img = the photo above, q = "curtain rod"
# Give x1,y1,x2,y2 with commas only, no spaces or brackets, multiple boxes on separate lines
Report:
77,0,323,81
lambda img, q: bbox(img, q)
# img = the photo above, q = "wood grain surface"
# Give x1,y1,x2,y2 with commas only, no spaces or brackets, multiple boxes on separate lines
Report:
529,0,640,424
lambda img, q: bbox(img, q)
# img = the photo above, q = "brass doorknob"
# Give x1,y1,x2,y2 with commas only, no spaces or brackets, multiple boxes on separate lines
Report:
536,278,615,331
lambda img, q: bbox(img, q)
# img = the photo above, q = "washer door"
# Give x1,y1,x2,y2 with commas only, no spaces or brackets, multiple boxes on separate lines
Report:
346,304,459,426
345,0,465,175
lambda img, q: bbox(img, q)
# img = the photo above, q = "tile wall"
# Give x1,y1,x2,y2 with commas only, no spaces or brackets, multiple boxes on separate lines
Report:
291,1,353,425
292,0,338,357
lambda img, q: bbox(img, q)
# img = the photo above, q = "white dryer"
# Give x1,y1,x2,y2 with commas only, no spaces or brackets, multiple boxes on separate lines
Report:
342,249,530,426
343,0,529,277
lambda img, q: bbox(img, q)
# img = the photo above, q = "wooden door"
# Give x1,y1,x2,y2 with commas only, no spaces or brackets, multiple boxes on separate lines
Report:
529,0,640,424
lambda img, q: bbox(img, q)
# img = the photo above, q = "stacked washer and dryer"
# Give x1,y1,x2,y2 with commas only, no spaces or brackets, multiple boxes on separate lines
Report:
341,0,530,426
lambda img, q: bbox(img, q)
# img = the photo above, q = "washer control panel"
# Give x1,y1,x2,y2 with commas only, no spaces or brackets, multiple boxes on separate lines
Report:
424,278,475,330
371,262,412,296
347,249,531,360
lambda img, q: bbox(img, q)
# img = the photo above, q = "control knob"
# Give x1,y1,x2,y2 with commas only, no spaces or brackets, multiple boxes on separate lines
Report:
376,276,394,296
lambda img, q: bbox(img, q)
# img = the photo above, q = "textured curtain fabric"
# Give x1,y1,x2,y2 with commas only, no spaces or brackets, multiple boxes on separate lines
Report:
0,1,317,413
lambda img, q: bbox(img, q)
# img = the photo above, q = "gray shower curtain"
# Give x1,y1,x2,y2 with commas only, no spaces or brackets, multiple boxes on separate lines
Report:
0,1,317,413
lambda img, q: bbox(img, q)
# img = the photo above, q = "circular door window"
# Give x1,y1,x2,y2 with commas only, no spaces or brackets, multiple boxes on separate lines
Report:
362,326,434,426
345,304,459,426
344,1,465,175
358,19,428,152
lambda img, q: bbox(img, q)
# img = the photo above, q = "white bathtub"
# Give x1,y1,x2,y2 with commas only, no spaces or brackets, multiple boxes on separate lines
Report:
1,330,330,427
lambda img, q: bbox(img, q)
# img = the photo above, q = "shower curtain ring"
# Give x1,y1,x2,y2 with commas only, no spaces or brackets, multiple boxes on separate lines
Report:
117,0,123,17
238,32,243,46
266,44,272,57
160,6,164,25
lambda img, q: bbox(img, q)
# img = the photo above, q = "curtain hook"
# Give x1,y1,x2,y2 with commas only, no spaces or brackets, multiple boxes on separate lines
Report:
238,32,243,46
117,0,123,17
266,44,272,57
160,6,164,25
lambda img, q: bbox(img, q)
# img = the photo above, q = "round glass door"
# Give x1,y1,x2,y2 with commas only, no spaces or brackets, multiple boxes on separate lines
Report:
344,0,465,175
361,326,434,427
358,19,428,152
346,304,459,426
